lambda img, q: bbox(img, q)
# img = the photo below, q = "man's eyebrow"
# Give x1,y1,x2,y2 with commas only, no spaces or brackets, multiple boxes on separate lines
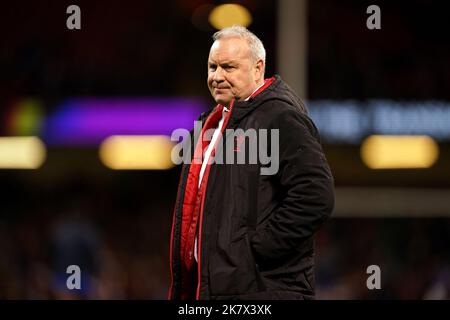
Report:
208,60,238,66
220,60,238,65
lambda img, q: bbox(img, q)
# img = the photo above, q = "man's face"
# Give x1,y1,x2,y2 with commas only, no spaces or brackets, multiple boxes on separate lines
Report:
207,37,264,106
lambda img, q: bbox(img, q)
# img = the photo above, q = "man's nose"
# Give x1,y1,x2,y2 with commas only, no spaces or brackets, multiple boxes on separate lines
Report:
212,67,225,82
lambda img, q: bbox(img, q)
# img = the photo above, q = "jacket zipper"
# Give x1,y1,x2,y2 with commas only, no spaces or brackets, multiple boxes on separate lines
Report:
195,100,235,300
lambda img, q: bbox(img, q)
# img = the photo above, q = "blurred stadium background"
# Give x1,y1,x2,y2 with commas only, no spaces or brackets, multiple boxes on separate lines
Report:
0,0,449,299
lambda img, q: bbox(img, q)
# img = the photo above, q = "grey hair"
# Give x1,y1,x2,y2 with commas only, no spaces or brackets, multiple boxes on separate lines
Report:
213,25,266,66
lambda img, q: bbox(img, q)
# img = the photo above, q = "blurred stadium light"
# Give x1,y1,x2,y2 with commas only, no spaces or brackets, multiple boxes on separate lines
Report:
99,135,175,170
0,136,46,169
361,135,439,169
208,4,252,29
42,98,207,146
308,100,450,144
6,98,44,136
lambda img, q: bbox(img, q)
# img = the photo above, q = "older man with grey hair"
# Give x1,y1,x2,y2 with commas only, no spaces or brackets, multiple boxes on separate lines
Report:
169,25,334,300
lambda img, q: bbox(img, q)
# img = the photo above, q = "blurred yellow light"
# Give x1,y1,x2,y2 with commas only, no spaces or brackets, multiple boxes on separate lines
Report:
9,98,44,136
209,4,252,30
361,135,439,169
99,135,176,170
0,136,46,169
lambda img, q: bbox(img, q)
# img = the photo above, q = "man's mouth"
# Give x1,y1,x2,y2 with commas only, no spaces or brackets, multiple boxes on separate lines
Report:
214,87,230,93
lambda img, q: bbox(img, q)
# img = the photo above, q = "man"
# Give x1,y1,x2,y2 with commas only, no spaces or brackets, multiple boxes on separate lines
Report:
169,26,334,300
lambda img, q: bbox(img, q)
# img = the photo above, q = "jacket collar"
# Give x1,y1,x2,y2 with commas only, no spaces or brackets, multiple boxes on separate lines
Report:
226,75,280,128
200,75,282,128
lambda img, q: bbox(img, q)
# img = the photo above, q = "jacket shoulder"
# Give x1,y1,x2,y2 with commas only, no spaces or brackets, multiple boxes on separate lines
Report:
256,99,319,140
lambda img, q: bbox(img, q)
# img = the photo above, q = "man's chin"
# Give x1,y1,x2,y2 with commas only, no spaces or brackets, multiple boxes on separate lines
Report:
214,95,232,106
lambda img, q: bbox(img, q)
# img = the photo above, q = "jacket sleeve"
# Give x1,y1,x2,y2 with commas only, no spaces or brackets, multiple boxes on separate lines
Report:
250,104,335,262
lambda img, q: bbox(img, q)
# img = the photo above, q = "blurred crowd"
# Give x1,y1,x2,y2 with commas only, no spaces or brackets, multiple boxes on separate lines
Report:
316,218,450,299
0,171,174,299
0,170,448,299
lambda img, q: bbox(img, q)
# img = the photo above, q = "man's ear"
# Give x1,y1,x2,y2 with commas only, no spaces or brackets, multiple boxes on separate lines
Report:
255,59,264,80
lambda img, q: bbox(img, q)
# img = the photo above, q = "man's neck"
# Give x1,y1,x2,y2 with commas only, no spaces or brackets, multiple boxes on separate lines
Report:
244,80,265,101
222,79,266,108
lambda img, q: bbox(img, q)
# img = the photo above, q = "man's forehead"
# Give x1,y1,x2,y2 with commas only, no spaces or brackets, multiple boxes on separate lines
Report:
208,38,250,61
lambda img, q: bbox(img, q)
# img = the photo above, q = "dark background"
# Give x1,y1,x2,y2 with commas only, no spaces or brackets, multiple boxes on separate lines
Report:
0,1,448,299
